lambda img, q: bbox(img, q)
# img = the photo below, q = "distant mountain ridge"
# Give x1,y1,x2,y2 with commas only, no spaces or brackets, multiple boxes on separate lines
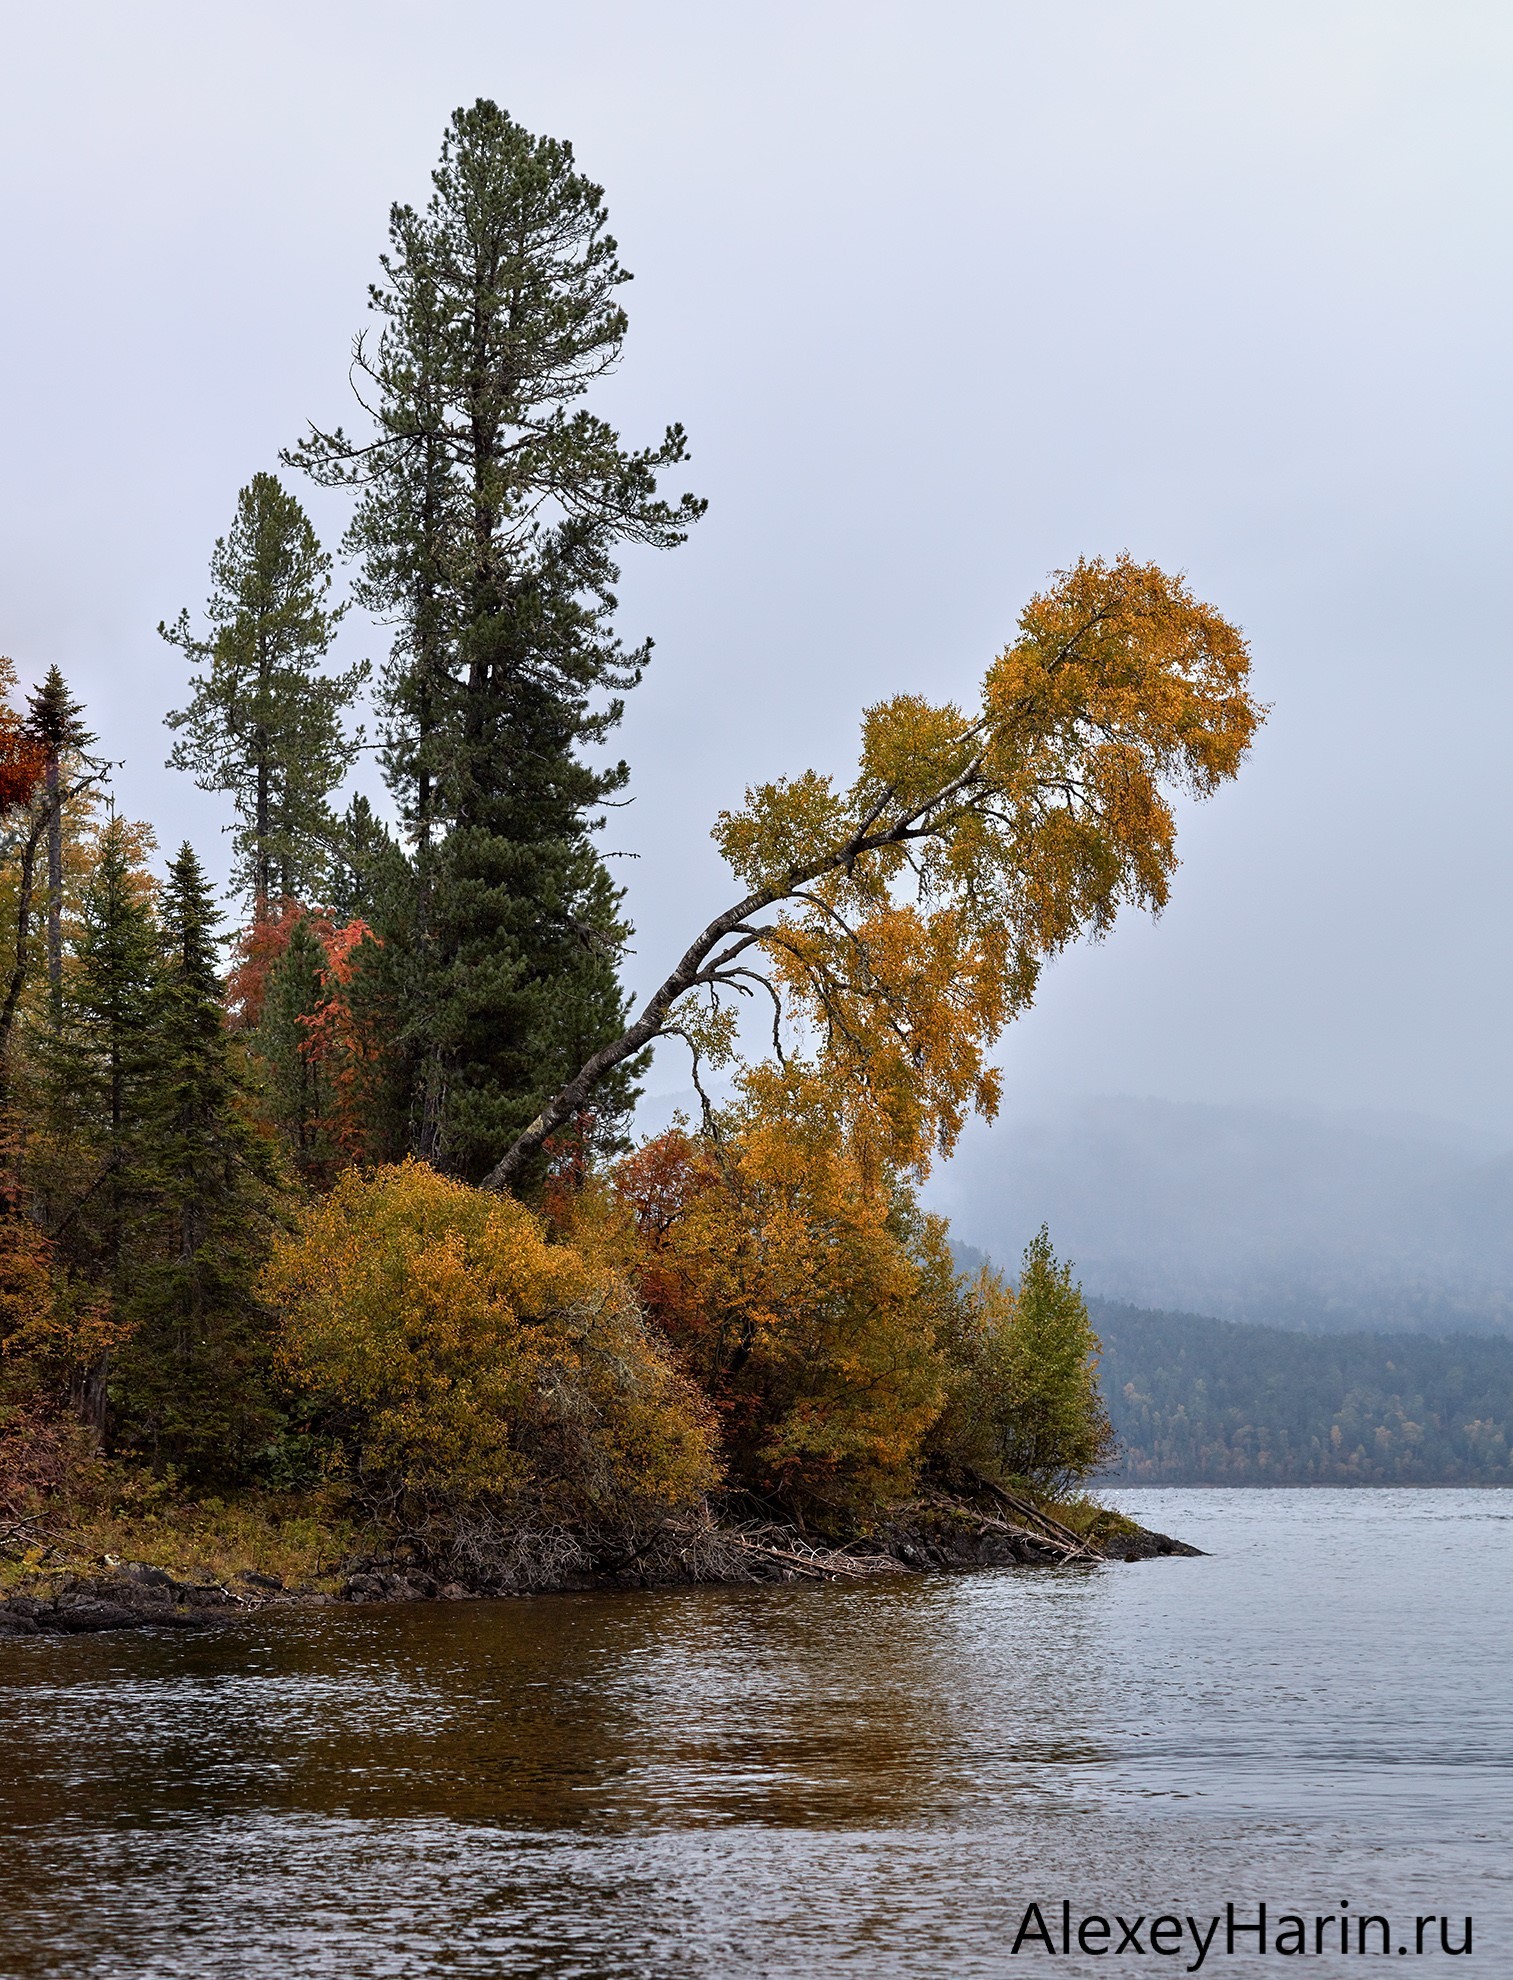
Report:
927,1095,1513,1336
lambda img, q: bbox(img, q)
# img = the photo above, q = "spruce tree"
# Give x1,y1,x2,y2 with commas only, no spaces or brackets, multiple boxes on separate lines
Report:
24,668,97,1016
254,913,336,1186
292,100,703,1179
327,793,404,923
114,845,277,1478
163,472,368,910
35,817,162,1428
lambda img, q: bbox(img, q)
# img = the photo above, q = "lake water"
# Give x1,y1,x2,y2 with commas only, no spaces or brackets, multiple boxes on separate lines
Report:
1,1489,1508,1977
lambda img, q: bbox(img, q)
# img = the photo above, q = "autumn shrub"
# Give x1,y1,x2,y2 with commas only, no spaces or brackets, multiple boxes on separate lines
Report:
260,1160,718,1539
0,1394,103,1529
607,1068,950,1515
0,1202,133,1433
928,1226,1115,1496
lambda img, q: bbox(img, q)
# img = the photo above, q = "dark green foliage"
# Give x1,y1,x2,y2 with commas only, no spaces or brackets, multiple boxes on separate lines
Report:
163,473,367,909
28,817,164,1432
111,846,279,1479
36,818,161,1288
32,830,281,1478
326,929,413,1167
254,915,336,1187
327,794,404,924
292,100,702,1179
23,667,93,756
1095,1301,1513,1483
929,1228,1115,1495
24,667,97,1014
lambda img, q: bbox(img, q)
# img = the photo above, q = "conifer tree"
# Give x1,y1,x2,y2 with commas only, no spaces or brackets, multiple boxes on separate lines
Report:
327,793,403,923
254,913,336,1186
35,817,161,1427
163,473,367,910
24,667,97,1016
292,100,703,1178
113,845,277,1478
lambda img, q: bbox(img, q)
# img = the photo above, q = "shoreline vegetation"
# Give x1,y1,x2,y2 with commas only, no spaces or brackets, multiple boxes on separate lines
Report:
0,104,1261,1612
0,1480,1198,1640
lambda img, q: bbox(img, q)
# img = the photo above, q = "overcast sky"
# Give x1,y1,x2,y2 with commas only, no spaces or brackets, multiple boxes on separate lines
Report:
3,2,1511,1137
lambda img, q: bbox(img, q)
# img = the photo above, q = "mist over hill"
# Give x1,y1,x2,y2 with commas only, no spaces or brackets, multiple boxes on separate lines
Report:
926,1096,1513,1337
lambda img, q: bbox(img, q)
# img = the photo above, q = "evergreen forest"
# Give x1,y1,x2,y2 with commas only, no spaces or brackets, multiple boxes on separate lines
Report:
1095,1302,1513,1485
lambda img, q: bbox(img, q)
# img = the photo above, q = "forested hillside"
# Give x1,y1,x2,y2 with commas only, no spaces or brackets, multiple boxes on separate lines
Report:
1093,1300,1513,1484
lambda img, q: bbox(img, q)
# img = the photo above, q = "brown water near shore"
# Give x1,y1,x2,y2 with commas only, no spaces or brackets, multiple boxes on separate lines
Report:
1,1489,1509,1977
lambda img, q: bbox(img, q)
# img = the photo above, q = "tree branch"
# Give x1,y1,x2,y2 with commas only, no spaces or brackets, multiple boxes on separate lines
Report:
479,739,1002,1189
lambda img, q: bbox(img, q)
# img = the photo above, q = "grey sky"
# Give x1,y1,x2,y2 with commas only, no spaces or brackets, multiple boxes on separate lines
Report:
3,2,1511,1133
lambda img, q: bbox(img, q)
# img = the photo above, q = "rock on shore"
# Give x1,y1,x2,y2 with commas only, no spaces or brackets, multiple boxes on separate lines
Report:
0,1507,1200,1637
0,1563,263,1635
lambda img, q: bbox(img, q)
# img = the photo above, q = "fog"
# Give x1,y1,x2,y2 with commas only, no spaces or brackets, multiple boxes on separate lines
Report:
931,1095,1513,1336
4,4,1512,1293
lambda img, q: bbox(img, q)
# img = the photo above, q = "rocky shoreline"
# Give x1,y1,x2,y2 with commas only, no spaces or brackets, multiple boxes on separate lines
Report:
0,1496,1199,1638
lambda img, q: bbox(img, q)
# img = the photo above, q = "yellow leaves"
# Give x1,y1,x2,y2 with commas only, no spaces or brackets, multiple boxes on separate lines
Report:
696,554,1261,1178
666,993,740,1072
992,553,1258,797
713,768,846,889
761,900,1017,1171
854,694,973,814
260,1160,718,1518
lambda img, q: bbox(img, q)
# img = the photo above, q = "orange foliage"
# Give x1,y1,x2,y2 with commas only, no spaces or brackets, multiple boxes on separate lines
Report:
0,1211,56,1351
229,900,389,1169
294,915,384,1165
605,1068,952,1510
0,1204,132,1417
702,554,1264,1176
226,898,334,1030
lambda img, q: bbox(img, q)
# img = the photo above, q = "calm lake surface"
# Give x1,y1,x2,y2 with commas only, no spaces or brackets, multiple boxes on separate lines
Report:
1,1489,1509,1978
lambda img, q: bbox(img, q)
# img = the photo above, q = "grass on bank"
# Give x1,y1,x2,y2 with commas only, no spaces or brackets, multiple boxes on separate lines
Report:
0,1433,369,1597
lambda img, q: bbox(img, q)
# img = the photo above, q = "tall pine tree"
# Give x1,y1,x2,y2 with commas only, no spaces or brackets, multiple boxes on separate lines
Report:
163,473,368,911
292,100,703,1180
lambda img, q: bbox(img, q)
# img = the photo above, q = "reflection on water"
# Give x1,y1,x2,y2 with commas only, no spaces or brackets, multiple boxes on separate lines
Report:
1,1491,1509,1977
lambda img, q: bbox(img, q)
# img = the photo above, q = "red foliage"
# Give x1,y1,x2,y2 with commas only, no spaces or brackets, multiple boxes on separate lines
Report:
229,901,391,1172
610,1128,727,1365
297,916,383,1165
0,1395,103,1522
226,899,336,1031
0,661,47,814
0,736,46,815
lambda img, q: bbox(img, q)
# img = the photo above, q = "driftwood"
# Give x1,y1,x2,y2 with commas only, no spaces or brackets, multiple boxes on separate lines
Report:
727,1524,907,1580
963,1508,1098,1564
0,1514,58,1556
960,1476,1106,1561
728,1505,1100,1578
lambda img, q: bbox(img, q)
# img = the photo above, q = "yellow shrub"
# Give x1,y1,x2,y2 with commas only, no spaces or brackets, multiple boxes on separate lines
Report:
260,1160,717,1526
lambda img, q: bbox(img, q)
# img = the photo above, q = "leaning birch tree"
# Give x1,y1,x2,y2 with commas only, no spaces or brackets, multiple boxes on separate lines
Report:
481,554,1264,1192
